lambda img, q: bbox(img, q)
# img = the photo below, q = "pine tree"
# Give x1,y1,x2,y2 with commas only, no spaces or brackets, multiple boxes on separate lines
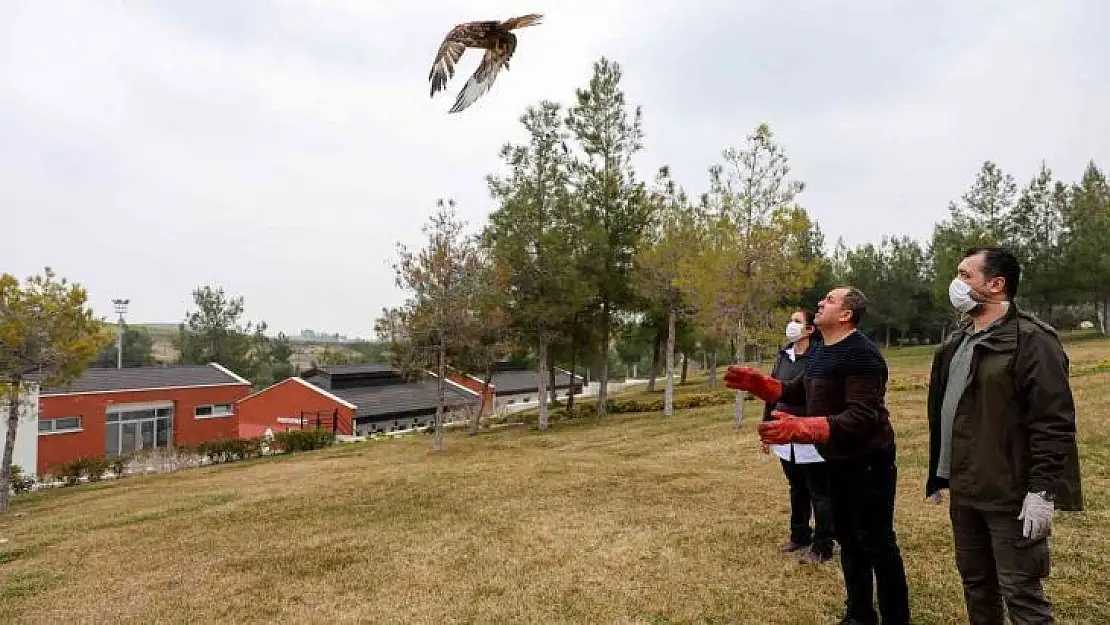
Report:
485,101,588,431
565,57,653,419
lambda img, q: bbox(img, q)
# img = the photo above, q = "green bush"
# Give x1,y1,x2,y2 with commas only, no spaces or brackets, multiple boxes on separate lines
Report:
109,455,129,477
84,456,110,482
272,429,335,453
196,437,266,464
51,455,110,485
9,465,34,494
515,390,746,424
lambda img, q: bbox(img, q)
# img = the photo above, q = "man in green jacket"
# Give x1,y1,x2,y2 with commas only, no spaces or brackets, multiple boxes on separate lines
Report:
926,246,1083,625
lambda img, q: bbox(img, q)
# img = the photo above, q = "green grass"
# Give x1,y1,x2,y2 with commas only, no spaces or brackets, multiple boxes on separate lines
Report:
1,339,1108,623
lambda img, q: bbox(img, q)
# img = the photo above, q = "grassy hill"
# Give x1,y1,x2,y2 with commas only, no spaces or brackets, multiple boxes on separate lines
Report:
105,322,370,371
2,338,1107,623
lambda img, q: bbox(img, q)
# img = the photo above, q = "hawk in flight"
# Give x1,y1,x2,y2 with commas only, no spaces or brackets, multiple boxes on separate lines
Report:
428,14,543,114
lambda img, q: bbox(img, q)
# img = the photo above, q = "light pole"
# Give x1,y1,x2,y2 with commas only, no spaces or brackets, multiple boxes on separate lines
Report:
112,298,130,370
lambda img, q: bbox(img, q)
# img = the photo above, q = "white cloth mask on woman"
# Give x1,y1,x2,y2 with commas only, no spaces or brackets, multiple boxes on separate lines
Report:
785,321,805,342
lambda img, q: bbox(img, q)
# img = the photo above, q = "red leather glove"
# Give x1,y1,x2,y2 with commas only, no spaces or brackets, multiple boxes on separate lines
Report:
757,410,831,445
723,366,783,403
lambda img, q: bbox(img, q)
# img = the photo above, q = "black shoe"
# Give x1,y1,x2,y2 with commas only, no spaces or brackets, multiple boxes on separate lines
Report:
780,539,811,553
837,617,877,625
800,547,833,564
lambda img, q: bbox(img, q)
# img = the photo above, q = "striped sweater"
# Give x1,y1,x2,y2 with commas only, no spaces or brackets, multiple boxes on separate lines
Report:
777,330,896,461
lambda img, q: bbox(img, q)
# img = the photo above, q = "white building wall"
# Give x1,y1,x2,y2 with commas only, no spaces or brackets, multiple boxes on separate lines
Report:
0,383,40,477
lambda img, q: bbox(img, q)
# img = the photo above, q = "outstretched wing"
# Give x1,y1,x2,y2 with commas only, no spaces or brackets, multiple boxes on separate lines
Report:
448,47,509,113
429,21,501,98
429,34,468,97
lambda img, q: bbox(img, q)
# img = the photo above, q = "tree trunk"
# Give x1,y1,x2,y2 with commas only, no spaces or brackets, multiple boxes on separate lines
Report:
680,352,689,385
538,340,550,431
647,325,662,392
433,344,446,452
469,363,494,436
665,310,676,417
733,329,746,428
1098,296,1109,336
708,350,718,391
567,346,577,413
596,304,611,420
885,324,891,348
548,348,557,406
0,375,22,511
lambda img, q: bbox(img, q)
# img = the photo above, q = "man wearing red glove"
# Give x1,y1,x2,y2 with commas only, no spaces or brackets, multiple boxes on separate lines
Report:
725,286,909,625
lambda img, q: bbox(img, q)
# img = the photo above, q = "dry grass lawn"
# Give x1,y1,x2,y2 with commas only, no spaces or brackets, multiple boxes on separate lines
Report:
2,339,1109,624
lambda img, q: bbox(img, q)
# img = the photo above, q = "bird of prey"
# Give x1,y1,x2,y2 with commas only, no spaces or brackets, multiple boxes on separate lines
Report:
428,13,543,114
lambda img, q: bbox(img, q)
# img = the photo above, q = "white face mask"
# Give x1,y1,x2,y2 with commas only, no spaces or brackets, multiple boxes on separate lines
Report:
785,321,805,342
948,278,978,313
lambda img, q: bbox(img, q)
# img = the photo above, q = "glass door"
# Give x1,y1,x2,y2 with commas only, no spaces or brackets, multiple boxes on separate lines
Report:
140,420,155,451
120,422,139,456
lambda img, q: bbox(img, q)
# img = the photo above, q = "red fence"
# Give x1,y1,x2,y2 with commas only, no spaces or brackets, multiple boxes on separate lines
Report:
281,409,350,434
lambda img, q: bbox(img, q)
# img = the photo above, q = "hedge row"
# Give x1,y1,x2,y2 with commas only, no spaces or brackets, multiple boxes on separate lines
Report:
188,430,335,462
883,359,1109,394
35,429,338,490
50,455,128,485
273,429,336,453
516,390,746,424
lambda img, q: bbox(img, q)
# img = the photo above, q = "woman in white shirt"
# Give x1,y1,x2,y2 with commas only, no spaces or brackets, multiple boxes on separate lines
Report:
762,309,835,564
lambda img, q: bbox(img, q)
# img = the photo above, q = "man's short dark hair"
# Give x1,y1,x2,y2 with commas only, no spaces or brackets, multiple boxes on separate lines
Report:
835,286,868,327
964,246,1021,300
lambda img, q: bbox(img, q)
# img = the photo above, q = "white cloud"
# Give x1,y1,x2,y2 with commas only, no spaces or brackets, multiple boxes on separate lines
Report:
1,0,1107,337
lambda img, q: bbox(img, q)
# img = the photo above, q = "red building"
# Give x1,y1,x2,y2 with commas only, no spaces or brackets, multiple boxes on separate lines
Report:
237,364,478,437
37,363,251,476
237,375,357,438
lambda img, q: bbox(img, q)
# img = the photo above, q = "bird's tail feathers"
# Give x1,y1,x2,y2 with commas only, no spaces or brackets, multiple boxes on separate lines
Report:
501,14,543,30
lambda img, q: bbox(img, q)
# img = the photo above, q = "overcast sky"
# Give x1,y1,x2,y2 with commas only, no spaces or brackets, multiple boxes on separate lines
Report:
3,1,1107,338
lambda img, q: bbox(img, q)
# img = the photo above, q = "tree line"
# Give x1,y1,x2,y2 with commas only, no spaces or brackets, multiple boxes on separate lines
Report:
380,56,1110,447
91,285,392,389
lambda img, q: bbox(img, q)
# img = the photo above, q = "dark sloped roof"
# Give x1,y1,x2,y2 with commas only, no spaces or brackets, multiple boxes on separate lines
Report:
316,377,476,418
490,368,581,395
307,364,395,376
41,364,248,395
300,364,399,391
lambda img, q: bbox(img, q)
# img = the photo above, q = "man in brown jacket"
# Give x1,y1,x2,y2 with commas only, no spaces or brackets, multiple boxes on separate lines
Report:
926,246,1083,625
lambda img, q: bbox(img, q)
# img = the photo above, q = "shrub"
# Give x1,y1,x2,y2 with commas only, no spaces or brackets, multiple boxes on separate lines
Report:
196,437,266,464
84,456,110,482
53,459,83,486
272,429,335,453
52,455,109,485
108,455,130,477
9,465,34,495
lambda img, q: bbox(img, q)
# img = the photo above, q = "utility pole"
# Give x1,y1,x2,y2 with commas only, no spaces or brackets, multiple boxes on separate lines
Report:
112,298,129,370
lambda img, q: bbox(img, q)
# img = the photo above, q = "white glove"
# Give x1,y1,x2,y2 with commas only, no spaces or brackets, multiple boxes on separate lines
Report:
1018,491,1054,540
926,489,948,505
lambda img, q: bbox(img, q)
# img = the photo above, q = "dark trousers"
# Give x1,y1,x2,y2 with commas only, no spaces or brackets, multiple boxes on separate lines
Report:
780,455,835,556
950,505,1054,624
827,443,910,625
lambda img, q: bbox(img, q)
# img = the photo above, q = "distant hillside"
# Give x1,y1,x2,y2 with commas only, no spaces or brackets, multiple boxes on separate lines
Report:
104,322,384,371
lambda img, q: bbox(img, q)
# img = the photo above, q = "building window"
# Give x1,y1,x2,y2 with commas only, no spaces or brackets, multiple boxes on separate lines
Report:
105,406,173,456
39,416,82,434
195,403,234,419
